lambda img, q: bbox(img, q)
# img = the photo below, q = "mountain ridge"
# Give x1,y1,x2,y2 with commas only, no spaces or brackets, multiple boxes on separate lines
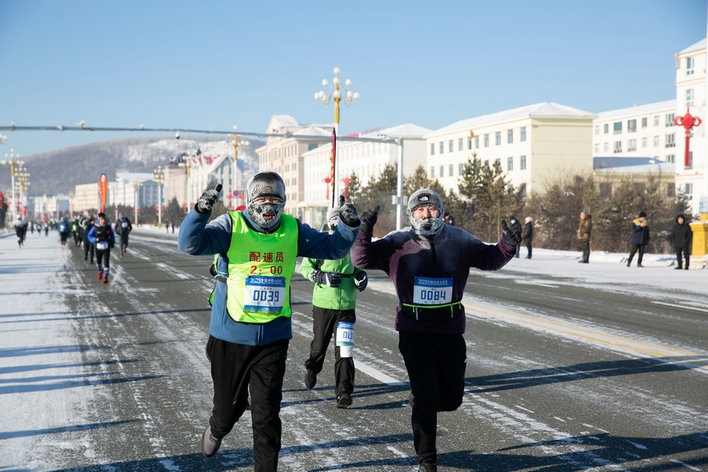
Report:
3,135,262,196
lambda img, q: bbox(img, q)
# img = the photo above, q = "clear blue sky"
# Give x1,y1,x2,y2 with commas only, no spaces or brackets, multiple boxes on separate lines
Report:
1,0,706,157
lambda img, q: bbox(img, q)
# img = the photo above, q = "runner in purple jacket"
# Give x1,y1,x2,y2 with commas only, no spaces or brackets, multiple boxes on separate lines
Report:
350,189,521,472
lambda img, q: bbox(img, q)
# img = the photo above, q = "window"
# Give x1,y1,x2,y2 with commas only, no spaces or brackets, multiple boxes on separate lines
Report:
507,129,513,143
628,138,637,152
467,137,472,150
641,137,648,147
459,163,464,175
439,165,444,177
654,115,660,127
520,155,527,170
594,125,599,135
613,122,622,134
627,119,637,133
439,142,444,154
475,136,480,148
458,138,463,151
484,134,490,147
430,143,435,156
449,140,454,153
641,117,648,128
686,56,695,75
665,113,675,127
430,166,435,178
594,143,599,154
686,88,694,108
603,142,609,153
653,136,660,147
495,131,501,145
666,154,675,164
494,158,502,169
613,141,622,153
520,127,527,142
665,134,675,148
603,123,609,134
507,156,514,171
449,164,454,176
684,182,693,196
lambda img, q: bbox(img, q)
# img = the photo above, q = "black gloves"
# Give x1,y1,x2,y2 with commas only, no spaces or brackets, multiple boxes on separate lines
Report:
311,270,342,287
196,184,223,214
501,220,522,246
353,271,368,292
337,195,360,228
360,205,380,235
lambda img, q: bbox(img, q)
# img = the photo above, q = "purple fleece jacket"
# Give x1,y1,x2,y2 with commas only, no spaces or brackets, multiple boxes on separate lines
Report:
351,224,515,335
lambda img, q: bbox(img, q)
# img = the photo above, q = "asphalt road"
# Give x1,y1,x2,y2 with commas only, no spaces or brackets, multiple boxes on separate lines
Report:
21,229,708,471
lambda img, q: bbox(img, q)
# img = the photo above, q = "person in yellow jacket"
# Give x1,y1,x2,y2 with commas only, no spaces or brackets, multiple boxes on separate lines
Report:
300,207,368,408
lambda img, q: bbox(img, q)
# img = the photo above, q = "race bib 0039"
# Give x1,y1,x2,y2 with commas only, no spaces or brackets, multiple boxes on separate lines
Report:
244,276,286,314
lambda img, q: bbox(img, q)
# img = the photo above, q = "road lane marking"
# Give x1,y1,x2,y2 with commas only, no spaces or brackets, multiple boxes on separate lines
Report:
652,300,708,314
463,299,708,374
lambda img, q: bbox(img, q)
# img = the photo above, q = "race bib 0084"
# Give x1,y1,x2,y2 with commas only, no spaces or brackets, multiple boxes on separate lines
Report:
412,277,453,305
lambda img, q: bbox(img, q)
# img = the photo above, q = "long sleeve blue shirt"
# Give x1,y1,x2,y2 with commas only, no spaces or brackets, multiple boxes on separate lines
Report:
178,209,359,346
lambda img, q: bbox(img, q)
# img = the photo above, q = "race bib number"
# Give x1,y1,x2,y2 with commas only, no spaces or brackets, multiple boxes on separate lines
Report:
122,222,129,228
413,277,453,305
244,276,286,314
96,241,109,250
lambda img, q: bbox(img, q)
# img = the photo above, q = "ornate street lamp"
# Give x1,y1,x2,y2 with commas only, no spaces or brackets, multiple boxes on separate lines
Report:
1,149,23,223
230,126,249,208
314,67,359,202
153,166,164,227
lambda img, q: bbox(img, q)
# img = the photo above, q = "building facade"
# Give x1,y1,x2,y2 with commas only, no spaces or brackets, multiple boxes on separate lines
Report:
592,100,677,164
425,102,595,197
674,38,707,215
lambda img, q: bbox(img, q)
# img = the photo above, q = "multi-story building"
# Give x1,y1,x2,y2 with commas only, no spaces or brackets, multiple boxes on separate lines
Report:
257,115,339,222
300,123,430,226
425,102,595,197
674,38,707,215
592,100,677,164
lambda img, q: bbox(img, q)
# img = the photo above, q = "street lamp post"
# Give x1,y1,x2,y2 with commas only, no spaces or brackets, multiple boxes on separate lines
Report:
314,67,359,201
153,166,164,228
1,149,23,223
17,168,30,219
178,154,193,212
230,126,249,208
133,182,141,225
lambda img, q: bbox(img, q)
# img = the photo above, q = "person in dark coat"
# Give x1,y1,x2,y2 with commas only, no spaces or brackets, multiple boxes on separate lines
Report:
626,211,650,267
509,216,522,258
351,189,520,471
670,214,693,270
522,216,534,259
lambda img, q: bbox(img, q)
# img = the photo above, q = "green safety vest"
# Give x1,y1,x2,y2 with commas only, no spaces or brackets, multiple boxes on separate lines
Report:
225,212,298,324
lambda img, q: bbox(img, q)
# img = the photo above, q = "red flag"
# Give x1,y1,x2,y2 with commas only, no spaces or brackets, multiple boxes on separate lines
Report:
330,129,336,207
99,173,108,213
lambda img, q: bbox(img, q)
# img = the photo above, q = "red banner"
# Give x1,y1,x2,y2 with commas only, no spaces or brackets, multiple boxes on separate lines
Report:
99,173,108,212
330,129,336,207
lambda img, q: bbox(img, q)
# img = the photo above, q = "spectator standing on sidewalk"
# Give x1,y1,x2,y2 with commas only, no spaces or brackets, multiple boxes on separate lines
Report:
626,211,650,267
576,211,592,263
669,214,693,270
522,216,534,259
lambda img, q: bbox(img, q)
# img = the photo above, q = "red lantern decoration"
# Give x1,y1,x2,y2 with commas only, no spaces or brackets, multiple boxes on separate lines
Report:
98,173,108,213
674,108,702,168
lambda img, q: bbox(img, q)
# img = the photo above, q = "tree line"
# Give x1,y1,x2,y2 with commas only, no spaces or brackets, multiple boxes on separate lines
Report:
347,157,692,255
